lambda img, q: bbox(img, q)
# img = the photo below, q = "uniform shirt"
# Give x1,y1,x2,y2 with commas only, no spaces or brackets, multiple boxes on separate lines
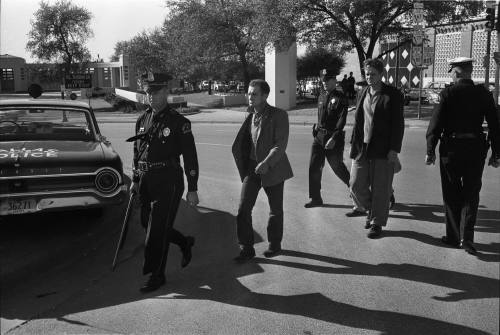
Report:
426,79,500,158
133,105,199,191
317,88,349,136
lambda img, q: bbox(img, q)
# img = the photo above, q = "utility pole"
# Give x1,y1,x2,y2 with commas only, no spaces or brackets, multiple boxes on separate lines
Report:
485,3,495,88
494,1,500,106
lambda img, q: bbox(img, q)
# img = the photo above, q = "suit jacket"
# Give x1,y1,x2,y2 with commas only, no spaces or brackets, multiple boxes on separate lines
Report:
232,103,293,187
349,83,404,160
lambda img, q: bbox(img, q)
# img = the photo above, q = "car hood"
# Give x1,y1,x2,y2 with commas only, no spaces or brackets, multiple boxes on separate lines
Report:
0,140,105,170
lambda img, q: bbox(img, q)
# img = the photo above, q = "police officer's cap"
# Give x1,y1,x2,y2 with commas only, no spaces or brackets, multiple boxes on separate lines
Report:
319,68,339,81
447,57,474,72
141,72,172,93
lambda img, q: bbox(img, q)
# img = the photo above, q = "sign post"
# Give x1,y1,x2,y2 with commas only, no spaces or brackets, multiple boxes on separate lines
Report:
64,73,92,89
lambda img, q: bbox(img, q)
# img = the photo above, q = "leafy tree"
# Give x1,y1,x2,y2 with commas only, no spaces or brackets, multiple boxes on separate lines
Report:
164,0,266,90
297,47,345,80
257,0,483,77
26,0,93,73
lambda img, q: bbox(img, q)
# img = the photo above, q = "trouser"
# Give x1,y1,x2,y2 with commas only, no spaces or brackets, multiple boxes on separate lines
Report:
439,139,486,243
308,138,350,200
237,160,284,248
139,167,187,276
350,150,394,227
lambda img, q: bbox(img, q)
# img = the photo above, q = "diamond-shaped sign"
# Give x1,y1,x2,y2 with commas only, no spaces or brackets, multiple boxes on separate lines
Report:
390,51,395,59
385,63,390,72
402,49,409,59
389,76,394,84
412,76,420,86
407,62,414,72
400,76,408,85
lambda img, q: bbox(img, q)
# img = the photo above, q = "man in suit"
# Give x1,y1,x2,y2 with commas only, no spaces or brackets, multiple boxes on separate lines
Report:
232,79,294,261
348,58,405,238
426,57,500,255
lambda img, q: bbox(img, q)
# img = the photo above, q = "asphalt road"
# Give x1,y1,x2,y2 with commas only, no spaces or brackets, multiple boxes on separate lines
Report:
1,123,499,335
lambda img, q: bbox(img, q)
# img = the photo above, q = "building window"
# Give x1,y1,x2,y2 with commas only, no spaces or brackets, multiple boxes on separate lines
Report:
123,66,129,80
20,68,25,80
1,68,14,80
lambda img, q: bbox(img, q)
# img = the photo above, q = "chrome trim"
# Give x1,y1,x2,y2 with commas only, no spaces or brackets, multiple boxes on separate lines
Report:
0,167,123,183
0,187,124,199
95,168,120,194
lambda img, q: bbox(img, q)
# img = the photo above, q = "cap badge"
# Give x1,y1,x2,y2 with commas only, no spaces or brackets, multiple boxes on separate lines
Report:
162,127,171,137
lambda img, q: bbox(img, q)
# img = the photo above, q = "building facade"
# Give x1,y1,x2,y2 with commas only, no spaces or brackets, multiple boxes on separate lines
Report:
380,20,497,88
0,54,137,93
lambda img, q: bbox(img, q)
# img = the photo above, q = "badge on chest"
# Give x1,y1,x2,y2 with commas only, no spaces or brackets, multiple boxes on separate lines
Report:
162,127,171,137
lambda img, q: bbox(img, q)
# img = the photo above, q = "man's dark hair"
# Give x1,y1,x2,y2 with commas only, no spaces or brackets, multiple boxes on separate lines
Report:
249,79,270,95
363,58,384,74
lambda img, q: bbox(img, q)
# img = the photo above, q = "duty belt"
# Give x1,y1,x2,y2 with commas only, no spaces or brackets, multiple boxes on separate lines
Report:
137,158,179,172
445,132,481,139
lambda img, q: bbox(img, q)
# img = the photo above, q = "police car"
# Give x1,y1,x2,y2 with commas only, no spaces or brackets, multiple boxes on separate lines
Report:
0,96,126,216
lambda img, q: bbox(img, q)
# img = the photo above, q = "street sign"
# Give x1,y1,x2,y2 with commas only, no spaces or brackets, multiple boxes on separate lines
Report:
486,0,496,8
423,46,434,66
65,73,92,89
412,46,423,66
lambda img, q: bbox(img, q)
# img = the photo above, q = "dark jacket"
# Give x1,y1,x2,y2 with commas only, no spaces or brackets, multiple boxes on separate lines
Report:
350,83,405,160
426,78,500,158
232,103,293,187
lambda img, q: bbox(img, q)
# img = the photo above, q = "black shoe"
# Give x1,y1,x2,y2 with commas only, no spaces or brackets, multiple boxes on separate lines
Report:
140,274,166,293
346,209,367,217
460,240,477,255
440,236,460,248
367,225,382,239
233,248,256,263
263,243,282,258
304,199,323,208
181,236,195,268
389,194,395,209
364,218,371,229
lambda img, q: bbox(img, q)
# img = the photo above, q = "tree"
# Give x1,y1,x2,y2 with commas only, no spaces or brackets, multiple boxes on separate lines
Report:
26,0,93,73
297,47,345,80
164,0,266,90
257,0,483,77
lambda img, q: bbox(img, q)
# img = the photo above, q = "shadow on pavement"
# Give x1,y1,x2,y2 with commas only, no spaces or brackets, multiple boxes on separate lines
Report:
1,201,496,335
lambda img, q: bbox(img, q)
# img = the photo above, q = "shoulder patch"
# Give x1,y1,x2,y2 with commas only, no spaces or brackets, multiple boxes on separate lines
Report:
182,122,192,134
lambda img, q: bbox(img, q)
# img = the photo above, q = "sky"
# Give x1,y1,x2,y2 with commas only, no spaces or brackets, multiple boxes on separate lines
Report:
0,0,170,62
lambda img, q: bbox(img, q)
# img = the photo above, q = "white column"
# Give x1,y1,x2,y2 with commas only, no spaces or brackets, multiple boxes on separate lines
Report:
265,42,297,110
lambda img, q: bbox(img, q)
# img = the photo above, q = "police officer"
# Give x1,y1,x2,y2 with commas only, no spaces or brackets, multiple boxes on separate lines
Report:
305,68,350,208
128,72,199,292
426,57,500,255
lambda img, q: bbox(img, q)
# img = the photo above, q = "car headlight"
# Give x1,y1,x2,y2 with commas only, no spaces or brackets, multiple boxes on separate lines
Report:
95,168,120,194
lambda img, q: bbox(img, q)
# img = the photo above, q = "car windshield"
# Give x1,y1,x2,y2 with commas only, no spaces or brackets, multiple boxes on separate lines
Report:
0,107,95,141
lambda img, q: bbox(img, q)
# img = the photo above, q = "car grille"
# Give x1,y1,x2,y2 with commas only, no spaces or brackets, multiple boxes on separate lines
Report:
0,167,122,198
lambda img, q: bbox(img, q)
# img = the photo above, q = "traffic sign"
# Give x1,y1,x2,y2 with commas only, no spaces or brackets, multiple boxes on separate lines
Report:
65,73,92,89
412,46,423,66
486,0,495,8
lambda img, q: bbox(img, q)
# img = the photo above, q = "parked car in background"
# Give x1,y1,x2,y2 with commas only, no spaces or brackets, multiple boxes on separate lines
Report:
305,80,320,94
0,98,126,216
402,81,450,105
214,81,228,92
200,80,210,90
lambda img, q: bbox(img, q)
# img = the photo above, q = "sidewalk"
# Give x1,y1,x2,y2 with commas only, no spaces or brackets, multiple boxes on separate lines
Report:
93,102,433,128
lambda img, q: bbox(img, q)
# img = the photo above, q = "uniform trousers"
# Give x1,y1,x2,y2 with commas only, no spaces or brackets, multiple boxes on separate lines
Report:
350,148,394,227
308,137,350,200
139,167,187,276
237,160,284,248
439,138,486,243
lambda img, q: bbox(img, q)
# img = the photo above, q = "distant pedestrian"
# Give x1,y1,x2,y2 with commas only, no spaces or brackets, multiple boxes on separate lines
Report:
341,74,348,94
305,68,350,208
347,72,356,100
426,57,500,255
232,79,293,261
347,59,405,239
128,72,199,293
